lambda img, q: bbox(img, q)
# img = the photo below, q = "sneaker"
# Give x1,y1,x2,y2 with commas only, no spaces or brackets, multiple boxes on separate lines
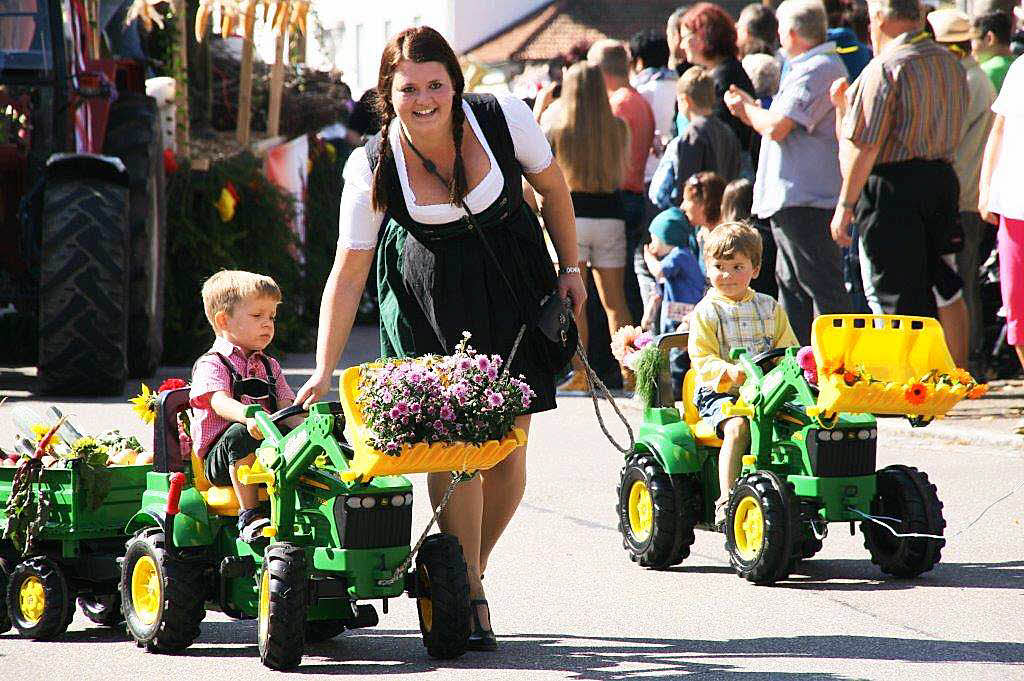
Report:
556,371,590,394
238,509,271,543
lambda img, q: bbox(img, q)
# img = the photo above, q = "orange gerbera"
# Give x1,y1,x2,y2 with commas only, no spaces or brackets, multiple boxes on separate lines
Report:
843,370,859,386
967,384,989,399
904,382,928,405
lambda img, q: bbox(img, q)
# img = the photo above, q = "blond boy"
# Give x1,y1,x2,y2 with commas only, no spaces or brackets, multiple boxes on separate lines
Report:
189,271,299,542
687,223,798,527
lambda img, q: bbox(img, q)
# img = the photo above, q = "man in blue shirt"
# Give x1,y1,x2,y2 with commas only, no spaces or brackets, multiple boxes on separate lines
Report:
725,0,852,344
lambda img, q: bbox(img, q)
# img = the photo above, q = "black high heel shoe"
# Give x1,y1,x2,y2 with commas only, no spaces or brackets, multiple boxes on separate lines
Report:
467,599,497,651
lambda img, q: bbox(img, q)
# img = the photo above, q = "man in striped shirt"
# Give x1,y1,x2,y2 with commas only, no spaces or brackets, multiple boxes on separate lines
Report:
829,0,969,319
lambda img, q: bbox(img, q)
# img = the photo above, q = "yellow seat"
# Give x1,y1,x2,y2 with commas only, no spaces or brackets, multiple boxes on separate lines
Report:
190,452,268,517
681,369,724,448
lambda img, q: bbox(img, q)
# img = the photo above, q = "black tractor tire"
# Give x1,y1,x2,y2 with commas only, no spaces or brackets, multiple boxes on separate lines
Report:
78,593,125,627
862,465,946,578
617,454,696,568
415,533,470,660
120,531,205,652
257,543,308,670
6,556,73,639
37,175,129,395
103,94,167,377
304,619,346,642
725,471,800,585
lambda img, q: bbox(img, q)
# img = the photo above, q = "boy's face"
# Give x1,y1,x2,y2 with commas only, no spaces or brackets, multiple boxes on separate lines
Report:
707,253,759,301
216,295,279,353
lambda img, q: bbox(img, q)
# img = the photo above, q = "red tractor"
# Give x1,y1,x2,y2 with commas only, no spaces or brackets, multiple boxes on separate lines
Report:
0,0,165,394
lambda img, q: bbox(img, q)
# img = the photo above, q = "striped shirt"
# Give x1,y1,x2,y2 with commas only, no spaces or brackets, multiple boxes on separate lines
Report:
842,31,968,164
687,288,798,393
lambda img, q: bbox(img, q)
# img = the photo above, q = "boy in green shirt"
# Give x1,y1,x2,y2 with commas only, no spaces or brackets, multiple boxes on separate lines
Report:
973,11,1016,93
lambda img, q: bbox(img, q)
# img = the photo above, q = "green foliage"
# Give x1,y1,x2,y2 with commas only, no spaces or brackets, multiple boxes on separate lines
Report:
634,344,667,410
163,152,311,364
301,138,352,323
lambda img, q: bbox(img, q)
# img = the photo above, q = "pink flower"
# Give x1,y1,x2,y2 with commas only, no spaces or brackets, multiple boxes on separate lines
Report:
476,356,490,371
487,391,504,407
803,368,818,385
634,333,653,349
486,367,498,380
796,346,816,372
440,405,455,420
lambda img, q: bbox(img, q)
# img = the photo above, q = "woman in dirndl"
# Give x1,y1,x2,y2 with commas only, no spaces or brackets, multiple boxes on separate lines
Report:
295,26,586,650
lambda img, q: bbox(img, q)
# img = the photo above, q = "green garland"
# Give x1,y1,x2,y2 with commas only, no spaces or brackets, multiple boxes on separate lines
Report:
163,152,311,364
633,344,667,410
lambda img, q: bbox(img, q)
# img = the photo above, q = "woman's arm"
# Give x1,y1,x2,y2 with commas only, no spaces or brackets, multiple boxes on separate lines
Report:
979,114,1005,225
524,162,586,314
294,247,375,406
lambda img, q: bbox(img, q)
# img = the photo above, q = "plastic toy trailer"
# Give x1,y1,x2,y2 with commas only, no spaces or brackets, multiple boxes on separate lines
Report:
617,315,962,585
0,460,151,638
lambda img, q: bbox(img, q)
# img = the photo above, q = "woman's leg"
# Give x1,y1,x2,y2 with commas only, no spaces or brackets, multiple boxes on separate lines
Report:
591,266,633,336
428,471,484,601
479,414,531,576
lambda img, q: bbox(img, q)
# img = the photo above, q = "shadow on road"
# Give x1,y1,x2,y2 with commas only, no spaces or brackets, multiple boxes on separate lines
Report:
781,558,1024,591
155,625,1024,678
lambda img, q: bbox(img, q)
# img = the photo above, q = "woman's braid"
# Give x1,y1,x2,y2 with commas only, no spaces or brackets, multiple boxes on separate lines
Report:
370,117,393,212
449,98,468,205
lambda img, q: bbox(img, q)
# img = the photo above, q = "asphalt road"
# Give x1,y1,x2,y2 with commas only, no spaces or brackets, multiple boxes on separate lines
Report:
1,325,1023,680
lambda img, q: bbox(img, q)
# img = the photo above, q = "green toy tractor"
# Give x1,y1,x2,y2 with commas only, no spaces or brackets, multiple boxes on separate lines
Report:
119,387,476,670
616,314,972,585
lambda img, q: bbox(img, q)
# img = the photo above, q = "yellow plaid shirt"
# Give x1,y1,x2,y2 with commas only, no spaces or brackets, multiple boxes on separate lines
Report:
688,288,798,393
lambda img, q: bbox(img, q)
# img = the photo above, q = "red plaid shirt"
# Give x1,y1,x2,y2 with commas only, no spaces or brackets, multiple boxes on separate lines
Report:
189,337,296,459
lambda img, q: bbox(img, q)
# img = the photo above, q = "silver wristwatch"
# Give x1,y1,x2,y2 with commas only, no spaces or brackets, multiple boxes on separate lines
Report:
559,265,581,275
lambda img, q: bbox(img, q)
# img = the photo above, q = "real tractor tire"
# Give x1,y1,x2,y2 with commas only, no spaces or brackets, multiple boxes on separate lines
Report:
304,619,346,642
78,593,125,627
862,465,946,578
103,94,167,378
257,543,308,670
37,170,130,395
6,556,72,639
120,531,205,652
725,471,800,585
415,533,470,660
617,453,696,568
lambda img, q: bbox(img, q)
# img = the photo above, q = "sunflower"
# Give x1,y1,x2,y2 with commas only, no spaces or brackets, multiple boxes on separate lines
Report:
904,382,928,405
130,383,157,425
30,423,61,448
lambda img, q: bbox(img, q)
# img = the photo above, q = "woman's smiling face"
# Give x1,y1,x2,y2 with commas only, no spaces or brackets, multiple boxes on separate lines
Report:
391,59,455,136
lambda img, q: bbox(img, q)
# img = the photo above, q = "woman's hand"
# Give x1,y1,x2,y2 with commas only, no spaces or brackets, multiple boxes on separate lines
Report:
829,78,849,109
294,370,333,409
558,272,586,317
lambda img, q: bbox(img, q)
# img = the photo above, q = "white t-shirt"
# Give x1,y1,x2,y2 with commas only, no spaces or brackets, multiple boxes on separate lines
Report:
338,93,554,250
989,57,1024,221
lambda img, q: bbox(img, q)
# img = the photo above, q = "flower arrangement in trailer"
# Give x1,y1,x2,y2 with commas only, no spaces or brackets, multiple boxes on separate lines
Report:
356,333,535,456
795,347,988,406
610,326,655,372
611,325,666,408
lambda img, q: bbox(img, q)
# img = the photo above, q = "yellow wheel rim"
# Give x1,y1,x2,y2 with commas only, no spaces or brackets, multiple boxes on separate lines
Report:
733,496,764,561
258,568,270,646
628,480,653,542
131,555,161,625
19,576,45,624
417,567,433,633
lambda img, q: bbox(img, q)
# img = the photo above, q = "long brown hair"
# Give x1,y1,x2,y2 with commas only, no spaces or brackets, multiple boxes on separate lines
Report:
547,63,628,194
371,26,467,212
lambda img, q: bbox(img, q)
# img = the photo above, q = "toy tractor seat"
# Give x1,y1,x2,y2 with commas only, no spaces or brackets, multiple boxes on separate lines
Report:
681,369,724,447
189,452,268,516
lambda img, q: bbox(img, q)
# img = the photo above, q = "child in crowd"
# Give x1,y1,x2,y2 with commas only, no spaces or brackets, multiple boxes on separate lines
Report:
649,66,742,211
189,270,301,543
687,223,798,527
721,177,779,299
681,171,727,264
642,207,705,334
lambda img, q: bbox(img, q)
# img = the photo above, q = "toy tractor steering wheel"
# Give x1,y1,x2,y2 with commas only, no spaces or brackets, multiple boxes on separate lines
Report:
749,348,789,373
268,405,308,424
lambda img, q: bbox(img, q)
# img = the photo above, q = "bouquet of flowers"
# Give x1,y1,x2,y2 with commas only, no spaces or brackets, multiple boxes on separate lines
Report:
356,333,535,456
130,378,191,462
610,326,654,372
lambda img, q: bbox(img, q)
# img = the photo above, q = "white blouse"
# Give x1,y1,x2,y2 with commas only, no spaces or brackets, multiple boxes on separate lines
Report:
337,93,554,250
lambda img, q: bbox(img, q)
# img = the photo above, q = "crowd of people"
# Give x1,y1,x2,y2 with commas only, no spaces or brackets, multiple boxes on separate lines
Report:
517,0,1024,392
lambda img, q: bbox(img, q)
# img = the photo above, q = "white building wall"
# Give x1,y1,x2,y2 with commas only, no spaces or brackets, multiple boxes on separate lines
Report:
307,0,548,97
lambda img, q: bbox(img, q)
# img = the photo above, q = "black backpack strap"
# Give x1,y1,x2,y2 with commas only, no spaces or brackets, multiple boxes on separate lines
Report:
258,355,279,412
